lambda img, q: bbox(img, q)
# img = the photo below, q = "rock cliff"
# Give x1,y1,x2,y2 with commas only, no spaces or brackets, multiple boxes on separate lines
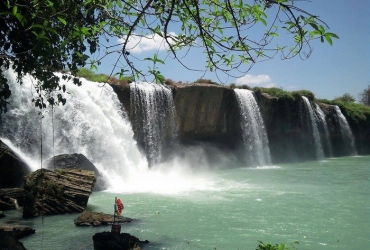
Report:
173,83,242,148
111,82,370,164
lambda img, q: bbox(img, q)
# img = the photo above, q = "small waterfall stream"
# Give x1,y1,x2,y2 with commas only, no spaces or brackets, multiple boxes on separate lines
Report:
332,106,357,155
130,82,178,166
315,104,333,157
234,89,271,166
301,96,325,159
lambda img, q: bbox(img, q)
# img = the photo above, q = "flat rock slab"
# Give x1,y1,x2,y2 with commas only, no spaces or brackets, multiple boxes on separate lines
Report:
0,224,35,239
23,169,96,218
75,211,133,227
93,231,149,250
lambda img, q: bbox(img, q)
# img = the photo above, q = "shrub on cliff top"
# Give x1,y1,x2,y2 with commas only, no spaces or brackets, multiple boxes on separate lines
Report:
291,90,315,101
194,78,220,85
318,98,370,124
253,87,294,102
76,68,132,86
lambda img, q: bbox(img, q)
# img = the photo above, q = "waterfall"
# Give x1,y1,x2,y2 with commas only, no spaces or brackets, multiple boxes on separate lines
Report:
301,96,325,159
0,68,148,189
234,89,271,166
315,104,333,157
332,106,357,155
130,82,178,166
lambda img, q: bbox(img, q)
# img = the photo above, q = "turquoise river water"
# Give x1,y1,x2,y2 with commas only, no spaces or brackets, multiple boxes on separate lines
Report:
5,155,369,250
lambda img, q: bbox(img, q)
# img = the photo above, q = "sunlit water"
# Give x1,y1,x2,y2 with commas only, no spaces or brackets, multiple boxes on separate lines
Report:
3,156,368,250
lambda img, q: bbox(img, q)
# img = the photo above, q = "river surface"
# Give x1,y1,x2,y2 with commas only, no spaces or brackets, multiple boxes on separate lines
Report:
6,155,369,250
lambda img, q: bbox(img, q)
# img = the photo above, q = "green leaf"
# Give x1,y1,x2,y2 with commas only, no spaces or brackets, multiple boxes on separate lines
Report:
308,22,319,31
324,34,333,45
12,5,17,15
57,17,67,25
325,32,339,39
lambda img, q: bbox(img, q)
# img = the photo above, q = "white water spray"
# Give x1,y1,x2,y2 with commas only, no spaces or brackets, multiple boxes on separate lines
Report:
302,96,324,159
332,106,357,155
0,68,148,188
1,69,218,195
234,89,271,166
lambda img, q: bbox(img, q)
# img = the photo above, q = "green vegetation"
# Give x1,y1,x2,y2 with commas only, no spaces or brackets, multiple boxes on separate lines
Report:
256,241,298,250
252,87,316,102
253,87,294,102
291,90,315,101
359,86,370,106
76,68,133,85
318,98,370,124
194,78,220,85
333,93,355,103
0,0,337,112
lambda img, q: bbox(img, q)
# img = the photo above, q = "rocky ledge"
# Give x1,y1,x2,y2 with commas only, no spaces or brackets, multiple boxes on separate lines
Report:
0,224,35,239
44,153,107,191
75,211,134,227
23,169,96,218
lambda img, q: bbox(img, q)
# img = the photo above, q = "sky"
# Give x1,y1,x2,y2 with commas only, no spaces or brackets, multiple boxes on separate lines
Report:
95,0,370,101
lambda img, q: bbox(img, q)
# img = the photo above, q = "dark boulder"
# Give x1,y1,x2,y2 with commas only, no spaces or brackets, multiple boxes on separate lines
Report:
23,169,96,218
74,211,133,227
0,230,27,250
0,140,31,188
93,231,149,250
0,224,35,239
44,153,107,191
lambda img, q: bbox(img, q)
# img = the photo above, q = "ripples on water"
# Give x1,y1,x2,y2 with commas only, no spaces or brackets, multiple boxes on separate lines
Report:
15,156,369,250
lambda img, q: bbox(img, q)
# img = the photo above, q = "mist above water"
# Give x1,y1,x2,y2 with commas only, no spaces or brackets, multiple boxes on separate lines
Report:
0,69,234,195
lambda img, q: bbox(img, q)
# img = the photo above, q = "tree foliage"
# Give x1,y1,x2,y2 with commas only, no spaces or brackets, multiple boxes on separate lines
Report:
334,93,355,103
359,85,370,106
0,0,338,111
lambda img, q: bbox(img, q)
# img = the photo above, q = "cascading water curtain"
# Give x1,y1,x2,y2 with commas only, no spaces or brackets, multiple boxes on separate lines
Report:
315,104,333,157
0,68,148,189
234,89,271,166
130,82,178,167
301,96,325,159
332,106,357,155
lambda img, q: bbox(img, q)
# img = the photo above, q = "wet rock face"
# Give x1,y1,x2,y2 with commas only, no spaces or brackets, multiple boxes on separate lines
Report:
0,140,31,188
23,169,96,218
44,153,107,191
173,84,242,149
255,93,318,163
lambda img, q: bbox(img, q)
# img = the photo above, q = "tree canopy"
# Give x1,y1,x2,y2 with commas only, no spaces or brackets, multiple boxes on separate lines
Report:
0,0,338,111
359,86,370,106
334,93,356,103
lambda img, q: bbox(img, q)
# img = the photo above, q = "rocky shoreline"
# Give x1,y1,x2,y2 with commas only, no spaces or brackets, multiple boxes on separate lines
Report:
0,144,148,250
